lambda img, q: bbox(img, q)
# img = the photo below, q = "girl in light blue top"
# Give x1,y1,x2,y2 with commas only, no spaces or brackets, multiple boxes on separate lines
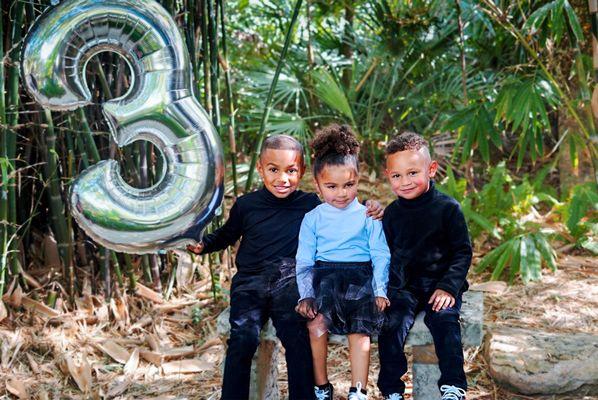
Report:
295,124,390,400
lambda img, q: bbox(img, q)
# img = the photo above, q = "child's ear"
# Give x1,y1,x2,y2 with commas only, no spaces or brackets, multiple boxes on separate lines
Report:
428,160,438,178
256,158,265,179
313,178,321,194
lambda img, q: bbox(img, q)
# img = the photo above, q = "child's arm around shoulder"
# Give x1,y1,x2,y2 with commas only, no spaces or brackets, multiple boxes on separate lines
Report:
366,216,391,308
187,198,244,255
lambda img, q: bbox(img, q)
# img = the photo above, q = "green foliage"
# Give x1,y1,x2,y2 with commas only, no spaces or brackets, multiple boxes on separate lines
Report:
523,0,583,46
494,76,559,167
309,68,354,122
444,103,500,164
440,162,563,283
560,183,598,250
475,232,557,283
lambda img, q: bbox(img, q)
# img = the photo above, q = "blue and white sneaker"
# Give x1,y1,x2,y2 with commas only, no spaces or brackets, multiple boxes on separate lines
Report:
384,393,404,400
347,382,367,400
440,385,466,400
314,383,333,400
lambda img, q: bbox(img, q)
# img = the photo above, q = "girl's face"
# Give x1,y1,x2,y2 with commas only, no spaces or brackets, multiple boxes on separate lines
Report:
314,164,359,209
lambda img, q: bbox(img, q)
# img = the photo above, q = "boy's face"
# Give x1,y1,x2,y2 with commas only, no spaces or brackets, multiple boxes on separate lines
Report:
314,165,359,209
385,149,438,200
257,148,305,198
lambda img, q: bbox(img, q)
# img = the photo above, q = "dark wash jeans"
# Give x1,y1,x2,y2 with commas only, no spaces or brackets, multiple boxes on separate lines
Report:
377,284,467,396
221,267,315,400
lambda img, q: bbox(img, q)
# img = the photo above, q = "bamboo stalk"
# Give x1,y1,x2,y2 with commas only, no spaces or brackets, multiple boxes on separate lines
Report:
245,0,304,191
6,1,25,276
455,0,468,104
186,0,201,100
151,254,162,291
200,0,212,115
0,1,8,296
77,109,101,164
164,252,176,300
218,0,238,196
123,253,137,290
207,0,221,128
142,255,152,285
42,110,71,269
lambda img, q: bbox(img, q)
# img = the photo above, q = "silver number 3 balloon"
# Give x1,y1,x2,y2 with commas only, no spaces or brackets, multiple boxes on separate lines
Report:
21,0,224,253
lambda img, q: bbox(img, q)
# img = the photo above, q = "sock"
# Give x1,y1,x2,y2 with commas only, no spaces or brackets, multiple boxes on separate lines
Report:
317,383,331,390
349,387,367,394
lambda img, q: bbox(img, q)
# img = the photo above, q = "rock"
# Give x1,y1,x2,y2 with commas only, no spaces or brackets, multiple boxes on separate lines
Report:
485,327,598,395
469,281,507,295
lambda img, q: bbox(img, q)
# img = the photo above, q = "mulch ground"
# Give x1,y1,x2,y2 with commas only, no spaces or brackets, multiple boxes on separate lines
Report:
0,253,595,399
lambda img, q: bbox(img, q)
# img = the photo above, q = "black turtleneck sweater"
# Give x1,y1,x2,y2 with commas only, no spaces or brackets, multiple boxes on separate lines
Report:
382,181,472,297
201,188,321,273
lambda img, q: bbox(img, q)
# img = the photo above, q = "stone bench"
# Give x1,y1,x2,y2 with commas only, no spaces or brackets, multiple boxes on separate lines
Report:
217,290,483,399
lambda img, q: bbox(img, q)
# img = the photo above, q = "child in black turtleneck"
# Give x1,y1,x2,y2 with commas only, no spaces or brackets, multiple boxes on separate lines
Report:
187,134,383,400
377,132,472,400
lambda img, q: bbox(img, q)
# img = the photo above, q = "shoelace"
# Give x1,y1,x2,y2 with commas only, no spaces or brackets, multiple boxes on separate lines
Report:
348,382,366,400
440,385,466,400
386,394,403,400
314,387,330,400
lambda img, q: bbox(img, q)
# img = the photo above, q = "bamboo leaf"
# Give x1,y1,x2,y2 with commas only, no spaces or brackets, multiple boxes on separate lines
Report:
564,1,583,44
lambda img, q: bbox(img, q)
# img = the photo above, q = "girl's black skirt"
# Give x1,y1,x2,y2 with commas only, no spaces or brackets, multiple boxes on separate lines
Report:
312,260,384,335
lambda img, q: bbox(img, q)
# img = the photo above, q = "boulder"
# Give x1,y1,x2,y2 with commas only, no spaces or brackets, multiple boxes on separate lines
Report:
485,327,598,395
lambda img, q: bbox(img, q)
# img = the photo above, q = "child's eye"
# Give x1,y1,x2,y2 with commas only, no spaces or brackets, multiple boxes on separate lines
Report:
288,169,297,174
269,168,278,173
409,171,417,176
346,183,354,188
392,174,400,179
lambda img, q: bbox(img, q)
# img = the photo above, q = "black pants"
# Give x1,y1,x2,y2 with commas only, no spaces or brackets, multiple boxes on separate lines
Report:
221,266,315,400
377,286,467,396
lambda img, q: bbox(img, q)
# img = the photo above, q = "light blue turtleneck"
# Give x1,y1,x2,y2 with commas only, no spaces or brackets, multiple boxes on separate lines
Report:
295,198,390,300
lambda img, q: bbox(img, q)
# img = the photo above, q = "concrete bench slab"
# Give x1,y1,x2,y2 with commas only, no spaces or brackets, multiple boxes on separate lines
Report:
217,290,484,400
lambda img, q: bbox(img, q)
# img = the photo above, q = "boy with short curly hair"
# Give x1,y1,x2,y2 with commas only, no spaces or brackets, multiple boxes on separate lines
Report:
377,131,472,400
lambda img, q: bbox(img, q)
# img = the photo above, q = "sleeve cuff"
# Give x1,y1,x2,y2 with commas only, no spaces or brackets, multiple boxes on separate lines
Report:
435,282,459,298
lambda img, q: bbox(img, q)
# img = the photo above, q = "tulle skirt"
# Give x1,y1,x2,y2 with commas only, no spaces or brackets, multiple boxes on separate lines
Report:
310,260,384,336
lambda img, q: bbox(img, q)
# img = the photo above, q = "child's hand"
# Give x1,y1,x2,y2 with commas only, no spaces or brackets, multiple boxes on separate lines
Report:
295,298,317,319
375,296,390,312
365,200,384,220
186,242,204,255
428,289,455,312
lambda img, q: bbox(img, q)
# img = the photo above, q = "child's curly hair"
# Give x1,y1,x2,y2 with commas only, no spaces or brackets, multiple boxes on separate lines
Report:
311,124,360,177
385,131,427,155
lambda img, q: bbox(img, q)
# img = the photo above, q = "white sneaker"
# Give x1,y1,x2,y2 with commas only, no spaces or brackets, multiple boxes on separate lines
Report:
347,382,368,400
440,385,466,400
385,394,404,400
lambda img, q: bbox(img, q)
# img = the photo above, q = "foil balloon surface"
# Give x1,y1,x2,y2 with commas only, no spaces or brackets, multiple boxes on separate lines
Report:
21,0,224,253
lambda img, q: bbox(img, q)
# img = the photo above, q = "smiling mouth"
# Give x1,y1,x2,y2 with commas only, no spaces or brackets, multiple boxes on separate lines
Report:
274,185,290,191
